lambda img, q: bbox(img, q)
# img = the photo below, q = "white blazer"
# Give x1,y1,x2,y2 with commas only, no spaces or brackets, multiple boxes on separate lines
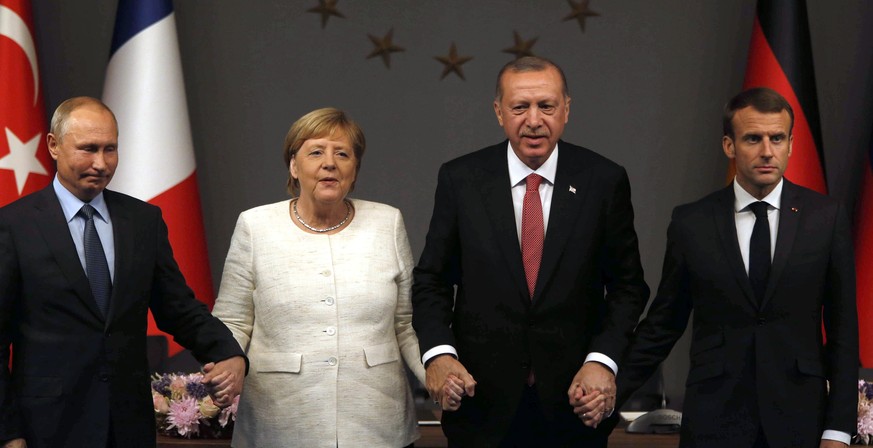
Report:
213,199,426,448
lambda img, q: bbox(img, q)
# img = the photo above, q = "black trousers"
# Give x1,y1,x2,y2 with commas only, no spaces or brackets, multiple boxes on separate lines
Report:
448,384,607,448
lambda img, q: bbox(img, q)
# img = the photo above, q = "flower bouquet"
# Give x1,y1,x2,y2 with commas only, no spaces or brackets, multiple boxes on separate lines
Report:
857,379,873,445
151,372,237,439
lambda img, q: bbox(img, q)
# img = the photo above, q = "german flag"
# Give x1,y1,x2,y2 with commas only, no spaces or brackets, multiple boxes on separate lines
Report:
732,0,826,194
856,127,873,367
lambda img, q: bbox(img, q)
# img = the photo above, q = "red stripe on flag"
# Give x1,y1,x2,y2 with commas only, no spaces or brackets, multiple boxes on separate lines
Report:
0,0,53,206
742,16,827,194
146,173,214,356
856,165,873,367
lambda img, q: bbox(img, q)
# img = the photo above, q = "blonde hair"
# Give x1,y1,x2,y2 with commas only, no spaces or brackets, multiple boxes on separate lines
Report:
283,108,366,195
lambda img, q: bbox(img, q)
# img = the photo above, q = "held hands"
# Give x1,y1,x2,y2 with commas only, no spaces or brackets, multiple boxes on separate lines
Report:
819,441,848,448
441,374,468,411
425,355,476,412
568,362,616,428
2,439,26,448
201,355,246,407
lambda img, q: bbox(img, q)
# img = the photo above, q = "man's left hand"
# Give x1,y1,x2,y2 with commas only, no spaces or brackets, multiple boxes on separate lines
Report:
819,440,848,448
568,362,615,426
201,355,246,407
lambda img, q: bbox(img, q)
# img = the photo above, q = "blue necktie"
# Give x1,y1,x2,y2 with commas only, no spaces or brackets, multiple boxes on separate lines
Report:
80,204,111,316
748,201,771,304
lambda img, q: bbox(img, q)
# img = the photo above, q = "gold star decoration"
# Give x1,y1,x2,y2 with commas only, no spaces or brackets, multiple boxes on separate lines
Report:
563,0,600,32
307,0,345,29
366,28,405,68
502,31,538,59
434,43,473,80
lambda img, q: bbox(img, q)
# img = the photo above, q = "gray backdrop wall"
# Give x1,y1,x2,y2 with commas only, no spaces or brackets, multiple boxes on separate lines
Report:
31,0,873,409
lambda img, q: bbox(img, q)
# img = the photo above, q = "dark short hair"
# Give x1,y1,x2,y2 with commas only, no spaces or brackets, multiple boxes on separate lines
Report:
723,87,794,139
495,56,569,101
283,108,366,195
50,96,118,141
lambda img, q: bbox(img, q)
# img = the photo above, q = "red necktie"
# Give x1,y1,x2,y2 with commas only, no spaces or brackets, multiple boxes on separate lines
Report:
522,174,544,298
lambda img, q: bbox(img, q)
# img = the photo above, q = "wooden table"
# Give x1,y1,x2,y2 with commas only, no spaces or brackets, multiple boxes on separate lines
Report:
158,425,680,447
419,425,681,447
159,429,870,447
157,435,231,447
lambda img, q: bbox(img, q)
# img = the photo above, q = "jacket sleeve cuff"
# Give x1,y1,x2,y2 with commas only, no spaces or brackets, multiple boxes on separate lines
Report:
422,345,457,366
584,352,618,375
821,429,851,445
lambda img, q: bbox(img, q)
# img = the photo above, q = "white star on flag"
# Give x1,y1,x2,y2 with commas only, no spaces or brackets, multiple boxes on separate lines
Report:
0,128,47,194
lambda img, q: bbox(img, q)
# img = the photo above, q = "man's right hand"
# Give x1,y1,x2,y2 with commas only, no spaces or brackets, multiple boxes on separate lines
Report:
426,355,476,409
2,438,26,448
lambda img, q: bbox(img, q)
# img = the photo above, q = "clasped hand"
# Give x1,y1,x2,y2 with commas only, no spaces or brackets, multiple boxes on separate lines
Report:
424,356,616,424
568,362,616,428
201,355,246,407
425,355,476,411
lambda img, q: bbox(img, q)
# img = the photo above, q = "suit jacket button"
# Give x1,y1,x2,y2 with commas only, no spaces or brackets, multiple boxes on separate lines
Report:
757,317,766,326
521,362,530,369
99,374,110,382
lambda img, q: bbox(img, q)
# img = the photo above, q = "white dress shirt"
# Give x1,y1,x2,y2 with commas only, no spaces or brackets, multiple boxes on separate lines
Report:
733,178,781,272
53,176,116,281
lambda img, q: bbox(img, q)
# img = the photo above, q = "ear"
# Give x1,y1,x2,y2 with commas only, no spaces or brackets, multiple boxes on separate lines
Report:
722,136,735,159
47,133,60,161
787,134,793,157
493,100,503,126
564,96,571,124
289,157,298,179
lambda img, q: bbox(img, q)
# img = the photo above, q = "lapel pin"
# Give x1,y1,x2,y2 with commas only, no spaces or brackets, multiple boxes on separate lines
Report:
569,185,576,194
791,207,798,212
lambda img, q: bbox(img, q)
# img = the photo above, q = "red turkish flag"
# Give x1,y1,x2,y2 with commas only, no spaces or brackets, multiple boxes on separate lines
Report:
0,0,53,207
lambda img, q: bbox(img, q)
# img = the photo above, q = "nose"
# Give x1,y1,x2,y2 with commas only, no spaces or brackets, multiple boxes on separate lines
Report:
92,151,107,171
761,138,775,158
322,151,336,170
525,107,542,128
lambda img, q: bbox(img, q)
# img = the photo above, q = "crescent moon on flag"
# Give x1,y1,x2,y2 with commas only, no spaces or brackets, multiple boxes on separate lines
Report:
0,5,40,105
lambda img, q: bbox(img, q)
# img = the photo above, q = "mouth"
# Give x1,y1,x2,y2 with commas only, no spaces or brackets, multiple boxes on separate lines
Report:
319,178,339,185
521,134,547,145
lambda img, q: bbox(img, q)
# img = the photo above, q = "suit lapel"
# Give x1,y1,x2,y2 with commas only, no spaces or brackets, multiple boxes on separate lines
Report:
476,146,530,304
104,191,134,327
33,187,105,321
534,146,593,304
713,185,758,308
761,180,801,309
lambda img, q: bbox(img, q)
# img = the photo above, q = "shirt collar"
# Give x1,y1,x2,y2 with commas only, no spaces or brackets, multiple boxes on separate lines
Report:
507,142,558,187
733,177,783,213
53,175,110,223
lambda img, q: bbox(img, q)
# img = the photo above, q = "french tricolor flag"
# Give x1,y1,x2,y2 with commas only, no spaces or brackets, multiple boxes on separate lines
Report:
103,0,214,357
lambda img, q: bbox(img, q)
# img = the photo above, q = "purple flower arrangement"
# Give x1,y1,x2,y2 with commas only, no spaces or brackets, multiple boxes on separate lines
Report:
857,379,873,445
151,372,238,439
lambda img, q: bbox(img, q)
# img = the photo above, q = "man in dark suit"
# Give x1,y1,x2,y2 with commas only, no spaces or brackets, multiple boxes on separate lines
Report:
412,56,650,447
0,97,247,448
616,88,858,448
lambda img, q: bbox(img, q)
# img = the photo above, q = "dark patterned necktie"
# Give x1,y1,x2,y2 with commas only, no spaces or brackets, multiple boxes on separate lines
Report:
80,204,111,316
522,174,544,298
748,201,771,304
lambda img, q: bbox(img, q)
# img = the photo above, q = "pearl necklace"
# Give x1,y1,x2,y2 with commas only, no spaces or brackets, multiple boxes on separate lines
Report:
292,199,352,233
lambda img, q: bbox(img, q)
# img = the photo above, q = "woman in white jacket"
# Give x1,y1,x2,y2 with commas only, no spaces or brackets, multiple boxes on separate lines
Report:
212,108,426,447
